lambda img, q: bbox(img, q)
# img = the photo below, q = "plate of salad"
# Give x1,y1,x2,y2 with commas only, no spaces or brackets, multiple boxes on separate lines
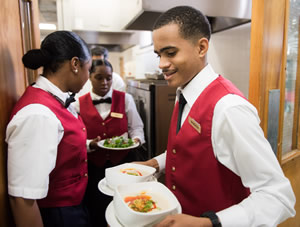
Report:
97,136,139,150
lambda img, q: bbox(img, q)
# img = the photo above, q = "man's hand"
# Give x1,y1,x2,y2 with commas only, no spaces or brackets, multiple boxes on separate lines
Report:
133,158,160,172
154,214,212,227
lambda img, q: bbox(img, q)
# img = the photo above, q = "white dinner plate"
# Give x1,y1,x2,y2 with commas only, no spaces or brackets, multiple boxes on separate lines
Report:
105,199,182,227
98,176,158,197
97,139,140,151
98,178,114,196
105,201,124,227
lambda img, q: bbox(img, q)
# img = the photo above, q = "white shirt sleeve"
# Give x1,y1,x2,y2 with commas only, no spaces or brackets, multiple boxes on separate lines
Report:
212,94,296,227
154,152,166,173
112,72,126,92
6,104,64,199
125,93,145,144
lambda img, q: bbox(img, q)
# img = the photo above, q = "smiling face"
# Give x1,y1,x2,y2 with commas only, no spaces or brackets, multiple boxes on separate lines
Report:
153,23,207,88
90,64,113,97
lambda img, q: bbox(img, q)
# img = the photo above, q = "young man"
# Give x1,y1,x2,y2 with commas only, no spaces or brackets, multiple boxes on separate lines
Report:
141,6,296,227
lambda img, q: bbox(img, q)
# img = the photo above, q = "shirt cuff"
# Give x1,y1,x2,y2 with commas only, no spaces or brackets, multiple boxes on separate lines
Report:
216,204,249,227
154,152,166,173
8,185,48,199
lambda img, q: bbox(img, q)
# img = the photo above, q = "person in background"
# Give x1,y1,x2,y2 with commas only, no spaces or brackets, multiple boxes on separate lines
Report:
77,46,126,97
73,59,145,227
138,6,296,227
6,31,92,227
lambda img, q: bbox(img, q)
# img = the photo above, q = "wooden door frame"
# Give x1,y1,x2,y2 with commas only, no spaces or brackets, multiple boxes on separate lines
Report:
249,0,288,162
0,0,40,226
19,0,41,86
250,0,300,225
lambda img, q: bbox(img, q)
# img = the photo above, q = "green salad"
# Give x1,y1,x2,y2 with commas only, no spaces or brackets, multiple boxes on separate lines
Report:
103,136,134,148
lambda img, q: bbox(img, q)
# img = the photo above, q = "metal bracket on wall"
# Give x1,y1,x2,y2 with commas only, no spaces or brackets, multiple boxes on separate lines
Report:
267,89,280,155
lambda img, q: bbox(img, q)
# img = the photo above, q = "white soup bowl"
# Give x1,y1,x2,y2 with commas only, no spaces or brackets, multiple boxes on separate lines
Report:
105,163,156,190
113,181,180,227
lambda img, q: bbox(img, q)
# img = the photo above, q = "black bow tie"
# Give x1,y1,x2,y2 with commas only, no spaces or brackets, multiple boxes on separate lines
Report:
64,93,76,108
92,97,112,105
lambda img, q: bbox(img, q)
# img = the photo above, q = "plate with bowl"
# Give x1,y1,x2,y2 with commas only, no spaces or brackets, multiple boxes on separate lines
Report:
110,181,182,227
97,136,140,150
98,175,157,197
105,163,156,191
105,200,182,227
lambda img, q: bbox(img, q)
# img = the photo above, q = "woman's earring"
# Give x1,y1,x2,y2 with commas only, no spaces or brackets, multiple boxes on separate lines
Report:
74,69,78,73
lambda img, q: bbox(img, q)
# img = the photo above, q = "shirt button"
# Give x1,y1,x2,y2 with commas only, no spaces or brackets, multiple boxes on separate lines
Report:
84,159,88,163
172,185,176,190
172,166,176,172
84,173,88,177
102,122,105,126
83,128,86,131
172,149,176,154
103,133,106,136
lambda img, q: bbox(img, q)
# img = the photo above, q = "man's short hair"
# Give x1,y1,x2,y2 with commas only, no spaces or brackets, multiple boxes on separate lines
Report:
153,6,211,42
91,46,109,59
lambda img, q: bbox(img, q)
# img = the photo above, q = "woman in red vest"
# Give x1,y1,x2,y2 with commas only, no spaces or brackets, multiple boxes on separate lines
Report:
74,59,145,227
139,6,296,227
6,31,92,227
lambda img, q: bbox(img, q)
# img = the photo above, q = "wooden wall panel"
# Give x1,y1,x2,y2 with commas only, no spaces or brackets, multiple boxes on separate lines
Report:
278,0,290,162
0,1,26,226
0,0,40,226
250,0,299,226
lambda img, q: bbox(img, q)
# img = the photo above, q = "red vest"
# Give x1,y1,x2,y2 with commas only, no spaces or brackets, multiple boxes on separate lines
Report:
10,86,88,208
79,90,128,166
166,76,250,216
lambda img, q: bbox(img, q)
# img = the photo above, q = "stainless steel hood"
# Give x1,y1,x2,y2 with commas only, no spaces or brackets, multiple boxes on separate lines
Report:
38,0,251,50
124,0,252,33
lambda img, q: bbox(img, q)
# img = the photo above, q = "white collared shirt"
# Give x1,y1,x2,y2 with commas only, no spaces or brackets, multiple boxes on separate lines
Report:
6,76,77,199
155,64,296,227
74,88,145,144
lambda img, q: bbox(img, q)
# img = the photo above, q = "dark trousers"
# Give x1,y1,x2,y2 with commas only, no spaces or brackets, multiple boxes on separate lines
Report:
84,161,113,227
39,203,90,227
84,149,144,227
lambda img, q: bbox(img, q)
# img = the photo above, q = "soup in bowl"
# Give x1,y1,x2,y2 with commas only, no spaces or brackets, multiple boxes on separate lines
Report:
113,181,180,227
105,163,156,190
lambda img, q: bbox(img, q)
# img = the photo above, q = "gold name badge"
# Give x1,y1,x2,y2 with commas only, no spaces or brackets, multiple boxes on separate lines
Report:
111,112,123,118
188,116,201,134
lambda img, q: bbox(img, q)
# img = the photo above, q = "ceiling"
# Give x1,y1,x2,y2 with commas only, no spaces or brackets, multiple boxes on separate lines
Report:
38,0,252,52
